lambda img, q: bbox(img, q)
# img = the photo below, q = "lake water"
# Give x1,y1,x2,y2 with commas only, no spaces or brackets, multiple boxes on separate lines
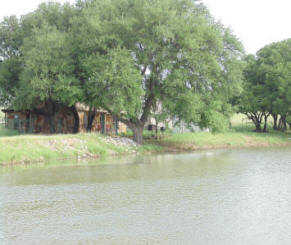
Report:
1,148,291,244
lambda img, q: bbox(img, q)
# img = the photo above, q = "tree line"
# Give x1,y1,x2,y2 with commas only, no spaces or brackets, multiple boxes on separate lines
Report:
239,39,291,132
1,0,289,143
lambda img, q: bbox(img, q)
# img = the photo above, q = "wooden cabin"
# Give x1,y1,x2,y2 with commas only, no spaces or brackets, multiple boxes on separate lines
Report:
76,103,127,134
2,104,127,135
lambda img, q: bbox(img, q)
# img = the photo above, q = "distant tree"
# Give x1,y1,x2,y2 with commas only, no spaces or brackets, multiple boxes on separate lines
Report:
239,55,270,132
240,40,291,132
240,39,291,131
256,40,291,131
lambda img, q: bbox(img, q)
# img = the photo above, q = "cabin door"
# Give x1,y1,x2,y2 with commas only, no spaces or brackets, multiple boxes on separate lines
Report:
100,113,105,134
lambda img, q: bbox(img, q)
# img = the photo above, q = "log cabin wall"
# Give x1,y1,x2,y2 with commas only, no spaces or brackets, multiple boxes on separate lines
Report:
3,108,127,135
3,109,75,134
78,111,127,135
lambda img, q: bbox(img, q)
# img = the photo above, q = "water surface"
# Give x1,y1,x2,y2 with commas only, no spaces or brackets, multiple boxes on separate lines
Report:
1,148,291,244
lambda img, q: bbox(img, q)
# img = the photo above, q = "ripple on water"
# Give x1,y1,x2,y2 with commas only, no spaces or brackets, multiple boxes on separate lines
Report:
1,148,291,244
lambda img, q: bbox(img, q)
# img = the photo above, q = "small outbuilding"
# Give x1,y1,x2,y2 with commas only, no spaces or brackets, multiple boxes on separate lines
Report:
2,104,127,135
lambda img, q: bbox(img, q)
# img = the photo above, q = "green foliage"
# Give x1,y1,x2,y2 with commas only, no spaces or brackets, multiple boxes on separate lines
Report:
86,48,144,119
257,40,291,116
15,26,82,109
0,2,80,110
200,110,229,133
0,125,19,137
0,16,23,59
0,0,244,142
0,57,22,106
239,39,291,131
75,0,243,138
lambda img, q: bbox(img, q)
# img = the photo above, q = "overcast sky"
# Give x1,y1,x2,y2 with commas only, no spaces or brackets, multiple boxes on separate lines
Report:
1,0,291,54
203,0,291,54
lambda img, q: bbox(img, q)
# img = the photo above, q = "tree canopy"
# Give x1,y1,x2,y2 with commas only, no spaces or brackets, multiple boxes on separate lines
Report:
74,0,244,142
239,39,291,132
0,0,244,143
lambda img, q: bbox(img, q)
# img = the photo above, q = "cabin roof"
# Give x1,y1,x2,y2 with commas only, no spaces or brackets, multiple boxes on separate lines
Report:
2,104,109,114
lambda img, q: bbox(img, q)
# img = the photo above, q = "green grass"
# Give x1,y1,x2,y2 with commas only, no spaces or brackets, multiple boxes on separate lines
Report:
149,130,290,152
146,114,291,151
0,113,290,165
0,133,136,165
0,125,19,137
137,143,165,153
119,129,157,138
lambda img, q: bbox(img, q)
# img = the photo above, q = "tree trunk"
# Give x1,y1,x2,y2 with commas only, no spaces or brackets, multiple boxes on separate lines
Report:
246,112,263,133
280,116,287,131
255,122,262,132
45,99,57,134
250,115,262,132
155,120,158,140
278,117,282,129
48,115,56,134
132,125,144,144
117,118,145,144
263,114,268,133
70,105,80,133
272,113,278,130
86,108,96,132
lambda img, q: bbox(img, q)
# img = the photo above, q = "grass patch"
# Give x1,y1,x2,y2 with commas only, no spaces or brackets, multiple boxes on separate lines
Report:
119,129,157,139
0,113,290,166
0,125,19,137
148,124,290,151
137,143,165,153
0,133,135,165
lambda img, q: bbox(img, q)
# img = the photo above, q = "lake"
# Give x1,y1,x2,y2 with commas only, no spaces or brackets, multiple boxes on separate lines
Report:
1,148,291,244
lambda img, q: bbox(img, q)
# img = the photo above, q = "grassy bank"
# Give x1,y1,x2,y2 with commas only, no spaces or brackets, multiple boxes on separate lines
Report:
0,122,290,166
144,126,291,152
0,131,136,165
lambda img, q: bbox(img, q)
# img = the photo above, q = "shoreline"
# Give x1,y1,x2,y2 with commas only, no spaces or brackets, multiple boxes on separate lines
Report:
0,131,290,167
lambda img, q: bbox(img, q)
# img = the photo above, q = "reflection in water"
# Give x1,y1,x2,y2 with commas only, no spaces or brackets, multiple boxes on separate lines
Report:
1,148,291,244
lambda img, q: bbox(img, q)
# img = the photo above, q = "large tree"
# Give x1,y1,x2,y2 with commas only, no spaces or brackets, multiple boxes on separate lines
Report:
0,16,24,106
14,25,82,132
76,0,243,143
0,0,243,141
0,2,82,132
